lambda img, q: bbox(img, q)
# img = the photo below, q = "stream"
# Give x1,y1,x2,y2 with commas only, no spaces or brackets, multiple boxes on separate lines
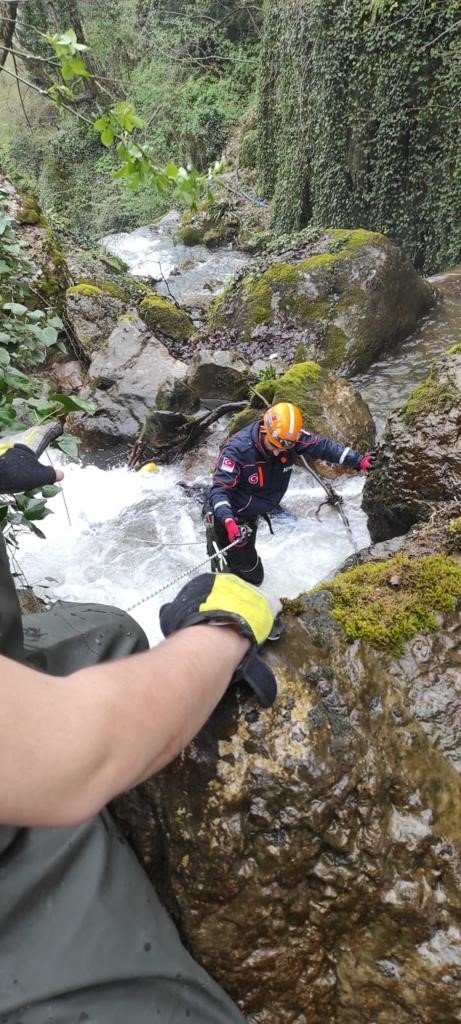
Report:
15,267,461,645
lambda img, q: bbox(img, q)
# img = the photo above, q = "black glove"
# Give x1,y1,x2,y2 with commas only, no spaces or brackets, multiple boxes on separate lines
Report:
0,422,63,494
159,573,281,707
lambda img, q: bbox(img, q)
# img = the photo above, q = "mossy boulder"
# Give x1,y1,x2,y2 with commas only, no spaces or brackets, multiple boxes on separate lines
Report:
65,280,129,360
363,352,461,542
139,293,194,342
228,360,375,453
207,229,434,375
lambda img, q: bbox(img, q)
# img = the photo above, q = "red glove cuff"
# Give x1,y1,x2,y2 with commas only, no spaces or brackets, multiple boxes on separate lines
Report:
224,518,241,543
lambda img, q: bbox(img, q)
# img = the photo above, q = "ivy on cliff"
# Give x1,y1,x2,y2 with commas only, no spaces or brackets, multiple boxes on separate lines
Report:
257,0,461,272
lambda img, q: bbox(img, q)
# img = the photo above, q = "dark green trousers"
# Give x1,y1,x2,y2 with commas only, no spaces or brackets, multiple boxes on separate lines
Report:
0,536,245,1023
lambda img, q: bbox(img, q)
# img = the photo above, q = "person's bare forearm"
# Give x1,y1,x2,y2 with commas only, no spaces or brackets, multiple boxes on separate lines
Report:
0,625,249,828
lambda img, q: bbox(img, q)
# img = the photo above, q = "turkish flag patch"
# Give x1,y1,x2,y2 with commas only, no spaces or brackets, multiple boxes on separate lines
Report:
221,456,235,472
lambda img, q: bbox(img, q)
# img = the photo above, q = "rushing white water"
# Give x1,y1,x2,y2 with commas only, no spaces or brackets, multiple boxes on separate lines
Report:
15,459,368,645
14,269,461,645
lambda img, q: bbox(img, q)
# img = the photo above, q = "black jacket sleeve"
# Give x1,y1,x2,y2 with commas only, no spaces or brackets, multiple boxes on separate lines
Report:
295,432,362,469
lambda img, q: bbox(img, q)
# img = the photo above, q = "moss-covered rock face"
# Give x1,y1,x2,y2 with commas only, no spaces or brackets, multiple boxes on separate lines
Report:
228,360,376,450
67,281,127,301
112,510,461,1023
363,353,461,542
139,293,194,342
320,553,461,654
207,229,433,375
65,281,128,360
3,181,69,310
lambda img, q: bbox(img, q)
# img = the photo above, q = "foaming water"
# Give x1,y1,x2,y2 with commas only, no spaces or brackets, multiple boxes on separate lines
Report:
15,269,461,645
16,460,368,644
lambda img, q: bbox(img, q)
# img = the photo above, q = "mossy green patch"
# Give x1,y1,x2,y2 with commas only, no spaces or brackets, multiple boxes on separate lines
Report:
16,194,41,225
227,407,260,435
271,361,324,420
139,293,194,341
324,325,347,369
176,225,205,246
449,517,461,534
241,262,334,339
67,281,127,300
402,366,458,425
448,343,461,355
319,554,461,655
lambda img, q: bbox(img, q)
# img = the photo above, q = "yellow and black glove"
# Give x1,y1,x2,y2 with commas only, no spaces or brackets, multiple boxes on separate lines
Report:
0,423,62,493
159,573,281,707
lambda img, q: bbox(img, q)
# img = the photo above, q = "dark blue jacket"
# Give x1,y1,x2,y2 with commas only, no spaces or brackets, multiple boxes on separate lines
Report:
209,421,362,524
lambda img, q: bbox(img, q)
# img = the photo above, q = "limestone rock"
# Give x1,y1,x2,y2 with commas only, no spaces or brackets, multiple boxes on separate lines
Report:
68,314,187,446
363,351,461,542
187,349,254,402
228,361,376,455
207,229,433,375
113,530,461,1023
65,282,128,359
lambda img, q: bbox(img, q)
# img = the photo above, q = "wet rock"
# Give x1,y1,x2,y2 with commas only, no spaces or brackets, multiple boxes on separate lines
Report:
187,349,254,402
67,314,187,447
113,553,461,1023
48,359,85,394
228,361,376,455
204,228,433,375
65,282,128,360
363,352,461,542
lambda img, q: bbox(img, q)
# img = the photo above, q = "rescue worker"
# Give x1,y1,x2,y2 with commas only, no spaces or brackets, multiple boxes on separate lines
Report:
207,402,375,585
0,426,279,1024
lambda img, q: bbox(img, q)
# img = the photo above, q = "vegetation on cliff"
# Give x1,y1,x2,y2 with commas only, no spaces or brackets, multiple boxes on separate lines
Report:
258,0,461,271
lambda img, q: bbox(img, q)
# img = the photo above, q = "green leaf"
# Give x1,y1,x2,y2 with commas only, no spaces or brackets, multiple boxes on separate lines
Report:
26,309,46,322
164,162,178,179
50,393,95,414
61,56,90,82
41,484,61,498
3,302,28,316
56,433,79,457
32,325,58,345
0,349,10,367
101,126,115,147
28,522,47,539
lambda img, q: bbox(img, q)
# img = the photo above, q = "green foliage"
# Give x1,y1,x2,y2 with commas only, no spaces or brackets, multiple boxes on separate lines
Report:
256,364,277,384
0,191,94,534
321,554,461,654
1,0,262,239
258,0,461,272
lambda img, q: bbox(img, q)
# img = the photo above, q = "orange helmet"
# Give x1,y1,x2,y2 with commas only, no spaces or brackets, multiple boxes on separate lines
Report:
263,402,303,449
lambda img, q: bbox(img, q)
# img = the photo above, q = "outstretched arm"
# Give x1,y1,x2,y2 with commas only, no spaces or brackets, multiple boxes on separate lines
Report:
1,623,249,828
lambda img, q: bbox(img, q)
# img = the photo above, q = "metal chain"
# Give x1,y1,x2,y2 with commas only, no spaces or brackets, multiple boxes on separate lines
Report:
126,528,250,612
